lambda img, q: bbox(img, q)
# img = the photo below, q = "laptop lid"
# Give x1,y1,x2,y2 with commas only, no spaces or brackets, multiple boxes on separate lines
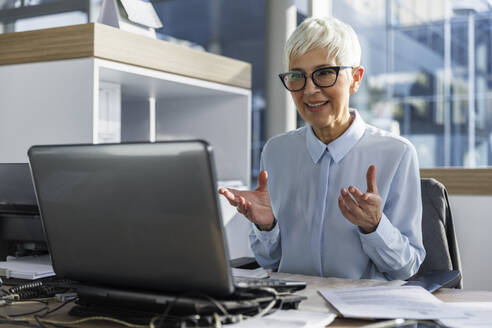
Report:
28,140,235,297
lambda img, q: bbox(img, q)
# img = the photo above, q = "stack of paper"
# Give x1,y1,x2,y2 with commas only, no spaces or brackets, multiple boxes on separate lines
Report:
0,255,55,280
319,285,464,320
320,285,492,326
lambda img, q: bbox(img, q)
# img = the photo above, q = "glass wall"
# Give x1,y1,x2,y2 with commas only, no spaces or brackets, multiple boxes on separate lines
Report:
337,0,492,168
0,0,92,33
151,0,269,178
155,0,492,172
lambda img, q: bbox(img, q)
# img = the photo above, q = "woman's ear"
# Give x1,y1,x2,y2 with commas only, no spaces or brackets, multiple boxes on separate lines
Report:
349,66,365,94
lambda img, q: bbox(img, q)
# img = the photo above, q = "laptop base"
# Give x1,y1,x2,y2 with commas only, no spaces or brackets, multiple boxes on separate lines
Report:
72,284,306,324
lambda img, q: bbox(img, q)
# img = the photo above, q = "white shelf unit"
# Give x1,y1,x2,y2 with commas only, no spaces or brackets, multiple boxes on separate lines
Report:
97,59,251,185
0,56,253,259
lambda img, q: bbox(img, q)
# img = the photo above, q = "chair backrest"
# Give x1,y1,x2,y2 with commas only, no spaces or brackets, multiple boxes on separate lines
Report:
413,178,462,288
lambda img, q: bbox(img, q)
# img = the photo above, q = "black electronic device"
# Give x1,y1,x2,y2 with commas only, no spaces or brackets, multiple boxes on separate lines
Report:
28,141,306,317
0,163,47,259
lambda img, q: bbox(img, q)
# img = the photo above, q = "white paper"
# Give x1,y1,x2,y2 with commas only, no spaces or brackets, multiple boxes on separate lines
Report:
120,0,162,28
228,309,336,328
231,268,270,279
97,0,121,28
438,302,492,327
319,285,464,320
0,255,55,280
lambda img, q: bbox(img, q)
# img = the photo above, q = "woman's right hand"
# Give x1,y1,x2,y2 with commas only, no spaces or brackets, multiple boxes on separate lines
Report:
218,170,275,231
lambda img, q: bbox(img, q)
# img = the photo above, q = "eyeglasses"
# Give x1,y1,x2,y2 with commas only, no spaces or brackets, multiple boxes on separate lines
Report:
278,66,353,92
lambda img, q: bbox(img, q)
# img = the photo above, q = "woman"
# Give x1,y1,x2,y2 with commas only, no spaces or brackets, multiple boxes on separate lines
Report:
219,16,425,281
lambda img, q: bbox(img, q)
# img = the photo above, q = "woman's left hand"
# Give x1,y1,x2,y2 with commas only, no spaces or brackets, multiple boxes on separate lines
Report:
338,165,382,233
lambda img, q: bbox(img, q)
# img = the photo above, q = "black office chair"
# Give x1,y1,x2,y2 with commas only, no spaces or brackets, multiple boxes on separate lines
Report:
232,178,463,290
406,178,462,289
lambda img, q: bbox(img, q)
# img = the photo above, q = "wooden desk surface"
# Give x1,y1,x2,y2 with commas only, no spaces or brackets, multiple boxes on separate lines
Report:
1,274,492,328
272,272,492,327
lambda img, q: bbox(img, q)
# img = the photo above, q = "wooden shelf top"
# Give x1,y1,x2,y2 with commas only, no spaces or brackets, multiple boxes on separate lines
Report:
0,23,251,89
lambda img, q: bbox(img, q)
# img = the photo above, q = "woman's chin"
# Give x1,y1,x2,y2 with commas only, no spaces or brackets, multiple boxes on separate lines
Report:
305,118,331,130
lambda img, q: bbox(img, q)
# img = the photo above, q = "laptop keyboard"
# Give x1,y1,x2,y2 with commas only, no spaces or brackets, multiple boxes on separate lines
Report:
233,277,306,292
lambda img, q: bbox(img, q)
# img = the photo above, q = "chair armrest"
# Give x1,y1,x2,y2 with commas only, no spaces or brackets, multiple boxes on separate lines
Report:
405,270,461,292
229,257,260,269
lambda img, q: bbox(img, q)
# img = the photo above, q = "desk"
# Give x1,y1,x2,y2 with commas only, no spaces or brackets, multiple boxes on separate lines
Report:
272,272,492,327
327,289,492,328
1,274,492,328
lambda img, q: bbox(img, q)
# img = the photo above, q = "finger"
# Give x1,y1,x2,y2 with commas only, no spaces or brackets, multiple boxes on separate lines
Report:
256,170,268,192
222,187,247,202
349,186,376,210
362,192,380,204
220,189,243,208
219,188,232,197
366,165,378,194
338,196,358,225
237,196,248,215
218,187,233,200
341,188,365,218
220,188,236,202
238,197,252,220
348,186,365,204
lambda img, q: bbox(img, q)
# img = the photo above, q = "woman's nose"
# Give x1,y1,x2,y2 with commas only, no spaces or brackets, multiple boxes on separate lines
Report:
304,76,320,95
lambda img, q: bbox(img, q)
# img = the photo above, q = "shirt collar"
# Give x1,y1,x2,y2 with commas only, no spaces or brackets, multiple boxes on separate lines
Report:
305,110,366,164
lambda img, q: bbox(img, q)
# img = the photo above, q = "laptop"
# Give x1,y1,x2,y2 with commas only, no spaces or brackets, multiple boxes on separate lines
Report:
28,140,305,313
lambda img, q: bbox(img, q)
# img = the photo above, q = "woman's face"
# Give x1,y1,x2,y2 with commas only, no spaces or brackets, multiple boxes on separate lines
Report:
288,47,363,131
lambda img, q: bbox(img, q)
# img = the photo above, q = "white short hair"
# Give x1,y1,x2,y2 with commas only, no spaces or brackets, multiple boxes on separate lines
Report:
285,16,361,69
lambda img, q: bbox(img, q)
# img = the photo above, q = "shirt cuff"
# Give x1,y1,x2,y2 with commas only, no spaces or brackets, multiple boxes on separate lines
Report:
252,219,280,244
358,213,396,248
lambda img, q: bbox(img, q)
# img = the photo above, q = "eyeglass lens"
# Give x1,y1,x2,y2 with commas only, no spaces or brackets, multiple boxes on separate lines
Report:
282,67,338,91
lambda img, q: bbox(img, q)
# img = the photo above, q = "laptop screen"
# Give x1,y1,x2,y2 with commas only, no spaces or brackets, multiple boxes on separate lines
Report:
0,163,37,207
28,140,234,296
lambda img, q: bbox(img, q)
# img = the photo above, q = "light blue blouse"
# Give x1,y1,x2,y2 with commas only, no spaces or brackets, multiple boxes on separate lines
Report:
249,111,426,281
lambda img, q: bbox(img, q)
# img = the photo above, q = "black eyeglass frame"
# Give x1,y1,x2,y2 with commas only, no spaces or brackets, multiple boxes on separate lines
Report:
278,66,354,92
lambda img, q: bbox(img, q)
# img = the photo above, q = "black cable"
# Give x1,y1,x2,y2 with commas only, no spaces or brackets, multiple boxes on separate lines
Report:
9,281,44,295
155,295,181,328
0,316,38,327
7,300,49,318
33,315,47,328
184,292,229,316
154,291,225,328
5,279,75,302
41,322,72,328
2,299,76,328
153,289,284,327
42,298,77,317
42,323,72,328
242,287,280,318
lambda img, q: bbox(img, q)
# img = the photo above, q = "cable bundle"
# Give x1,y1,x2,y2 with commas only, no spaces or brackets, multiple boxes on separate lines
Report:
3,278,75,301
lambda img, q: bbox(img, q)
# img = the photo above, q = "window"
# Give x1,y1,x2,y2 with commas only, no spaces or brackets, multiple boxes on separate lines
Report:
0,0,91,33
152,0,267,178
338,0,492,168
